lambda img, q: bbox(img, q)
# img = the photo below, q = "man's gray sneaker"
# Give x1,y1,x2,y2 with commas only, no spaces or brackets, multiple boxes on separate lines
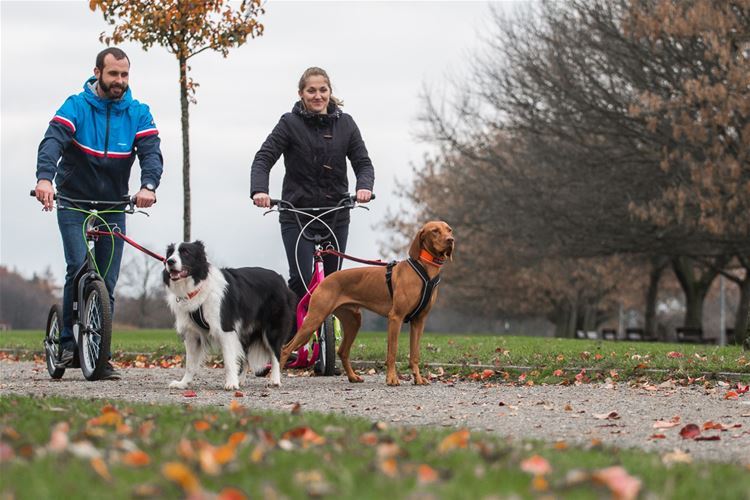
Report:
57,345,75,368
99,362,121,380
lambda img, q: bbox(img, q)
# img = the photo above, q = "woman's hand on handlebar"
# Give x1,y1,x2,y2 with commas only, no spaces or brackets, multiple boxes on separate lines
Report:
253,192,272,208
356,189,372,203
35,180,55,211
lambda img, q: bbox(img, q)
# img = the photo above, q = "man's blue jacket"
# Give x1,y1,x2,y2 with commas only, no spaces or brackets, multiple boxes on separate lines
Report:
36,76,163,201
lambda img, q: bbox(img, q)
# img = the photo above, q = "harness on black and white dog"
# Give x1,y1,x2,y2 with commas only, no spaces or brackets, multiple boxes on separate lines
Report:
386,249,443,323
175,288,210,330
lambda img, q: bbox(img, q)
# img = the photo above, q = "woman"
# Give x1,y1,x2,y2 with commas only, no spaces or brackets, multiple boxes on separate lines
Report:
251,67,375,301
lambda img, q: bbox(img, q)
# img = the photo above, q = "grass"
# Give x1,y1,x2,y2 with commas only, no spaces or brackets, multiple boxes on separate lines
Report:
1,395,749,499
2,329,748,383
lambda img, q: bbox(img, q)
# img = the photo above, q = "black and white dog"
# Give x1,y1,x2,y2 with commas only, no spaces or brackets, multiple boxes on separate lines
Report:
162,241,296,390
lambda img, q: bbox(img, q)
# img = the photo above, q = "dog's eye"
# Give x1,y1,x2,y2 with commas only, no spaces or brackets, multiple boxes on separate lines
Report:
179,247,188,255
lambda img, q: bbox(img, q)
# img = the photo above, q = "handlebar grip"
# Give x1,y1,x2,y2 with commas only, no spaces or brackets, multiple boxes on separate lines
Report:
349,193,376,202
30,190,56,199
270,199,281,207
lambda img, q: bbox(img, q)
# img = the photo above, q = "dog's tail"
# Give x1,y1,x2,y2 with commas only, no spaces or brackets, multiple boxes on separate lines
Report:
246,337,271,374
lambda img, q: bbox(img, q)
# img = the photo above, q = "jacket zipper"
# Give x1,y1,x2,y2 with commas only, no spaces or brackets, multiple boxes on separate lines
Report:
104,102,111,158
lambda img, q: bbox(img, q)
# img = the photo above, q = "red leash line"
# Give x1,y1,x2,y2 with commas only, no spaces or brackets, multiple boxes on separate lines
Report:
87,230,166,262
318,248,389,266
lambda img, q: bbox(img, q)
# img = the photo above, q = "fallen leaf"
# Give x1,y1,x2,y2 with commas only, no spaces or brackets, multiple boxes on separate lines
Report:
679,424,701,439
667,351,683,358
520,455,551,475
531,474,549,491
553,441,568,450
649,434,666,440
193,420,210,432
291,403,302,415
695,435,721,441
183,390,197,398
379,457,399,478
48,422,70,452
90,457,112,482
438,429,470,453
591,466,641,500
662,449,692,465
0,442,15,463
417,464,439,484
702,421,726,431
162,462,200,493
123,450,151,467
217,487,248,500
653,416,681,429
553,369,564,377
725,391,739,400
593,411,620,420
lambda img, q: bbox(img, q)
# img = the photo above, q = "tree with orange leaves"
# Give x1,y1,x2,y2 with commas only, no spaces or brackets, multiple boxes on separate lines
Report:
90,0,265,240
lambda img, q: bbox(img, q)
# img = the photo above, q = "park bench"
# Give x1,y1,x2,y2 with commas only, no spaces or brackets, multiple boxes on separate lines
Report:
601,328,617,341
625,327,658,342
675,327,711,344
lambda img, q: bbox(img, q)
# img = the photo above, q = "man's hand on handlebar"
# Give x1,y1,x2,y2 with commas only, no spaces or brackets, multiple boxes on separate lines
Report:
134,188,157,208
35,179,55,211
253,192,272,209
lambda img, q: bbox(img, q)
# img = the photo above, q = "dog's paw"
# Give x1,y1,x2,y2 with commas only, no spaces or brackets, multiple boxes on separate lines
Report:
169,380,188,389
386,377,400,386
224,381,240,391
347,375,364,383
414,377,430,386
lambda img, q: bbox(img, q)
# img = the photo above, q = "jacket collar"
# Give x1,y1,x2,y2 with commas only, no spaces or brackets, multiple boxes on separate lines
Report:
292,100,341,125
82,76,132,111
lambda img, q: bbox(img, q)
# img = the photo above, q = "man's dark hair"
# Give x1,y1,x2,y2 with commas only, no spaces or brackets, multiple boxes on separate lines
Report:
95,47,130,71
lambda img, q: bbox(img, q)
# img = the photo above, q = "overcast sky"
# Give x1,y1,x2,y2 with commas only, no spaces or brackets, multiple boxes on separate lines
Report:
1,0,509,287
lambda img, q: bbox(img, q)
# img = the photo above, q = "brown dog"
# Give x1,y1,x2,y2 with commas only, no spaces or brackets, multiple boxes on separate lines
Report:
280,221,454,386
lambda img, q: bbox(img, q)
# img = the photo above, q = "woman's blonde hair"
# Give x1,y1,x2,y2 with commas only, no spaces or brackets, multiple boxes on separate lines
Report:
298,67,344,107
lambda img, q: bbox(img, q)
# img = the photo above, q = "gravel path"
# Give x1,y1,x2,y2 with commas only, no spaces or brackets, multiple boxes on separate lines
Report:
2,360,749,464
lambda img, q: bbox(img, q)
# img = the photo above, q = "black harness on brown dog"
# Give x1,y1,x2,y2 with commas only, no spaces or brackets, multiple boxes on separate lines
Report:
385,258,441,323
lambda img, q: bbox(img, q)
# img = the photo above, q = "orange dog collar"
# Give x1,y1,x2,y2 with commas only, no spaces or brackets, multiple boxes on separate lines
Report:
419,249,445,267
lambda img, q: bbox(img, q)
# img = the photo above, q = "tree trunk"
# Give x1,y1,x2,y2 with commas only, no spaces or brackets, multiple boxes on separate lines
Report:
734,276,750,348
671,256,727,330
179,55,192,242
644,256,668,339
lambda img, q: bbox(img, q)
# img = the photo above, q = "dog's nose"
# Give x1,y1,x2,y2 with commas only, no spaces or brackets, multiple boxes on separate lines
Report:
446,236,455,243
166,257,176,265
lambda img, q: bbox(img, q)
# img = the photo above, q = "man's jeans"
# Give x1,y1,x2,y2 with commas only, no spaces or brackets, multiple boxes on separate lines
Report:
57,208,125,347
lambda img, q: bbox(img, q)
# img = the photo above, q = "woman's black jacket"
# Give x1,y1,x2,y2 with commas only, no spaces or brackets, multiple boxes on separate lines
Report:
250,101,375,226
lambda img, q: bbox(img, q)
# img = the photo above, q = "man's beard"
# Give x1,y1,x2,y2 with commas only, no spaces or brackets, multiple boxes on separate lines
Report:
99,79,128,99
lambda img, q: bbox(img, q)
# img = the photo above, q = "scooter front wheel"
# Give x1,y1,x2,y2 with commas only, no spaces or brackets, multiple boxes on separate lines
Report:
79,280,112,381
44,305,65,379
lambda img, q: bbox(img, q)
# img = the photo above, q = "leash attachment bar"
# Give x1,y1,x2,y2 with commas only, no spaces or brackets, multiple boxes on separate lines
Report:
87,230,166,262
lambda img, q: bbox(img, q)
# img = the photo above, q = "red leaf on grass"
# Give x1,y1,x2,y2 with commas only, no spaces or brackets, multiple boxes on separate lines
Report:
520,455,551,475
591,466,641,500
417,464,440,484
553,369,564,377
724,391,739,400
438,429,469,453
679,424,701,439
183,390,197,398
667,351,683,358
736,383,749,394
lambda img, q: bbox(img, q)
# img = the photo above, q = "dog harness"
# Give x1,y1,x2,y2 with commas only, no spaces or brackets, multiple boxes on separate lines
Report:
189,307,210,331
175,288,210,330
386,257,441,323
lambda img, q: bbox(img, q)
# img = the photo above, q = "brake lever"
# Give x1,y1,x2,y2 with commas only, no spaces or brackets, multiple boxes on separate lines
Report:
263,207,279,216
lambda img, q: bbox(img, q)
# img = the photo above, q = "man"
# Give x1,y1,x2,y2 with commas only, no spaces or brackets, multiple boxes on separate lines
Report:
34,47,163,380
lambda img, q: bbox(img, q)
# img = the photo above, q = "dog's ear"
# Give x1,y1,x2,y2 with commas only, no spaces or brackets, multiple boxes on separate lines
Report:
165,243,175,257
193,240,205,250
408,227,424,260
